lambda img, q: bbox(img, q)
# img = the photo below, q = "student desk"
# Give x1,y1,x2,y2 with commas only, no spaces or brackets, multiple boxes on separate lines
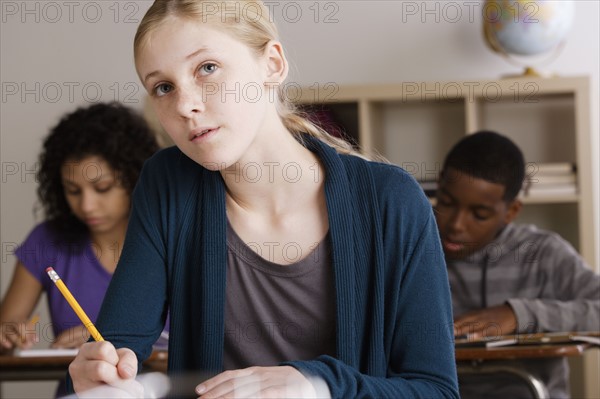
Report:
0,350,168,382
0,345,593,398
455,343,592,399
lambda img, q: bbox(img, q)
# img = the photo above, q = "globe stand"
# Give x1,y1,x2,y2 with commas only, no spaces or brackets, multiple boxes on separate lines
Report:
496,50,564,78
483,22,567,79
523,67,542,77
498,66,543,79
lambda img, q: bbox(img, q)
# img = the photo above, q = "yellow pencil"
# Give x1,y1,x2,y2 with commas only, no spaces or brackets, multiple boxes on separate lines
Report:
20,314,40,344
46,267,104,342
27,314,40,326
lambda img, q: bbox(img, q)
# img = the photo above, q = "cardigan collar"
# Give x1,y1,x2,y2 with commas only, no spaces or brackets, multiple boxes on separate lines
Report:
303,136,358,366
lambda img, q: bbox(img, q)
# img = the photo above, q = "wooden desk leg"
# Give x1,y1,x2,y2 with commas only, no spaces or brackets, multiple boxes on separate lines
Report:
456,364,550,399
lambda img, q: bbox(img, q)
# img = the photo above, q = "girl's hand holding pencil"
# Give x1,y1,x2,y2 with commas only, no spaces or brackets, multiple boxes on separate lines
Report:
0,313,39,352
69,341,144,398
45,267,148,397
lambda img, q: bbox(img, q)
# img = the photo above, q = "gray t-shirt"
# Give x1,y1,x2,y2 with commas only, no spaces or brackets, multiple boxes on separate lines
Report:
223,222,336,370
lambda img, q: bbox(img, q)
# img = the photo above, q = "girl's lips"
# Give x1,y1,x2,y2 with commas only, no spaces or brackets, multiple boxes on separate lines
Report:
190,127,219,142
85,218,102,226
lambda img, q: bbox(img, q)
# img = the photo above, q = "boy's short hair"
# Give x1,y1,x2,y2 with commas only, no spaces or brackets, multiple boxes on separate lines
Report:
442,131,525,202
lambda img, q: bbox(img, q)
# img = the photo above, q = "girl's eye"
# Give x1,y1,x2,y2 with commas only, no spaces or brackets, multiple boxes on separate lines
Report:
154,83,173,97
95,185,112,193
199,63,218,76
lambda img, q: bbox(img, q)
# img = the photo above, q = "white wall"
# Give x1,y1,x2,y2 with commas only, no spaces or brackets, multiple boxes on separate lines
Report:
1,1,598,398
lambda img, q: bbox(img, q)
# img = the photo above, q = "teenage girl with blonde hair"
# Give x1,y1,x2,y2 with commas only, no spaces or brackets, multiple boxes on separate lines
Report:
68,2,459,398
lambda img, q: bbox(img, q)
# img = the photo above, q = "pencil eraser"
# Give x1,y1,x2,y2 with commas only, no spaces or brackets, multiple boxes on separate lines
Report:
46,267,54,272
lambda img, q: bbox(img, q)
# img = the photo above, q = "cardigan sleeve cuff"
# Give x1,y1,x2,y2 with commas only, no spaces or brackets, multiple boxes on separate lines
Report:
281,360,332,399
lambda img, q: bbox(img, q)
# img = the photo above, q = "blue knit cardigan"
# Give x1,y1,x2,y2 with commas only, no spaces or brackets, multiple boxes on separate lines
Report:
81,137,458,398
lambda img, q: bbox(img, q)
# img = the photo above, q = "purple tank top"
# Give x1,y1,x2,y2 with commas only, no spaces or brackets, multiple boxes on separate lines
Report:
15,222,116,338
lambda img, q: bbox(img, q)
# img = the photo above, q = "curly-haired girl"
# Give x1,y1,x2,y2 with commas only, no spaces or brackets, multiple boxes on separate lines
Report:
0,102,159,351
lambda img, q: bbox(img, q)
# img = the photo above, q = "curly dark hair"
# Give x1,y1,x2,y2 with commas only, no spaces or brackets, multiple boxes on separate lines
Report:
37,102,159,240
442,131,525,202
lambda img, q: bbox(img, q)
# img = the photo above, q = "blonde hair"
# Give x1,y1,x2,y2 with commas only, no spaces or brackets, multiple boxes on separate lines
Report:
134,0,363,157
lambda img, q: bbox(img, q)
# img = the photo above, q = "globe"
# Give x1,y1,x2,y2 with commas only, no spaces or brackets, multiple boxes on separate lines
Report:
483,0,574,75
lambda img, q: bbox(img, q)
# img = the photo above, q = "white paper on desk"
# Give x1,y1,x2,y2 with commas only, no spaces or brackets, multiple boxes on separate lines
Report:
485,337,518,348
14,348,79,357
571,335,600,346
59,372,170,399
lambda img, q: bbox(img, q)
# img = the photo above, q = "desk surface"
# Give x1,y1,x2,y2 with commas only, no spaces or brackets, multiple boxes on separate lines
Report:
455,342,590,361
0,351,168,381
0,343,594,381
0,350,167,367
